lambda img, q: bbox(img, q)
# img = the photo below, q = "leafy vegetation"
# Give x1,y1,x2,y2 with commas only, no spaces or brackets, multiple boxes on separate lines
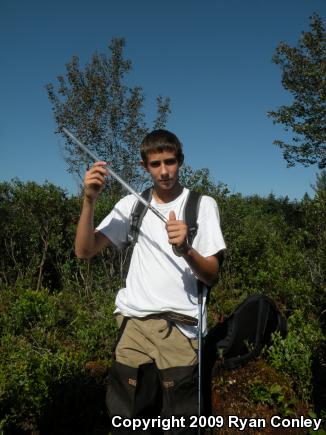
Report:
266,313,324,404
46,37,170,192
268,14,326,169
0,174,325,433
248,381,297,416
0,285,116,434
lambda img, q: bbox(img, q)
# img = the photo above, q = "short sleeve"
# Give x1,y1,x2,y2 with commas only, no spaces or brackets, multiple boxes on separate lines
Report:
192,195,226,257
96,195,136,250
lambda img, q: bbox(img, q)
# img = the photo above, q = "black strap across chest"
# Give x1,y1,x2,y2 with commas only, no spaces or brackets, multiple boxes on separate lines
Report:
127,188,202,247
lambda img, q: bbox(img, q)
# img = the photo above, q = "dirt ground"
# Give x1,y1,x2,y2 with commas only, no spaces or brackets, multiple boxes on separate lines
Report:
209,358,312,435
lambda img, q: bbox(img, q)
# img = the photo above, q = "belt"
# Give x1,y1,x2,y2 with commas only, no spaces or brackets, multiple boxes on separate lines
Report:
143,311,198,327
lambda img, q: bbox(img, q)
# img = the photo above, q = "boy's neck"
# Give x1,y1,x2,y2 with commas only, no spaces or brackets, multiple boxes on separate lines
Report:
153,182,183,204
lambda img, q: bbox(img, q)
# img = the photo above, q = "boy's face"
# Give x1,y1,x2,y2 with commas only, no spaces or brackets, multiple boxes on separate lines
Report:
142,150,180,191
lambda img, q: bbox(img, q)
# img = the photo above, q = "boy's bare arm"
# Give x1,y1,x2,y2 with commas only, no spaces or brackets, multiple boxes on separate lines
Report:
75,162,111,259
182,249,219,287
166,210,220,287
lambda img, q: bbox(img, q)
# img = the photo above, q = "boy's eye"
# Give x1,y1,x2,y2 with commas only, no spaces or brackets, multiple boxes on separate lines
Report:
164,158,178,166
148,158,177,168
149,161,161,168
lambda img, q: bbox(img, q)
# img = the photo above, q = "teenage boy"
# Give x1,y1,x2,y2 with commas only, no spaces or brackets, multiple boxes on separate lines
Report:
75,129,226,433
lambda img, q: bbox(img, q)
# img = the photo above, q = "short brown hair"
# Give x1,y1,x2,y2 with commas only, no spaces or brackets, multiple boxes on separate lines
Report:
140,129,184,166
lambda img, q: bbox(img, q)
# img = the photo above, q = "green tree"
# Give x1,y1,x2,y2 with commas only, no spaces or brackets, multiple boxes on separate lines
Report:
268,14,326,169
179,165,229,199
46,37,170,192
313,169,326,195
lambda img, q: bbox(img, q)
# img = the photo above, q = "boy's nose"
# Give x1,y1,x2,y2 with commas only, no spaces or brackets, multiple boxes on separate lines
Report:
160,163,168,174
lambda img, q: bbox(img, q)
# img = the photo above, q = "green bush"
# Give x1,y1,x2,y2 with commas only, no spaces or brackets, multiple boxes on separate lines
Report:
266,310,324,403
248,381,297,415
0,179,325,431
0,286,117,433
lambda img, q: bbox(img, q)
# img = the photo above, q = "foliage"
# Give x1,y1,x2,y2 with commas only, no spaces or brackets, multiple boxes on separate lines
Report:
248,381,297,415
46,37,170,191
266,311,324,403
313,169,326,194
0,286,117,433
0,179,79,291
0,176,325,431
0,180,126,294
211,189,326,318
179,165,229,200
308,410,326,434
268,14,326,169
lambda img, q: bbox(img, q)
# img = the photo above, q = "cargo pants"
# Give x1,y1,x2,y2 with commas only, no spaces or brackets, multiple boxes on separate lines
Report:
106,315,199,434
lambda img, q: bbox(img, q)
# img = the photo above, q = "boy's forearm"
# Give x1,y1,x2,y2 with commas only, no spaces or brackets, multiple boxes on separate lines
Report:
75,197,97,259
182,246,219,287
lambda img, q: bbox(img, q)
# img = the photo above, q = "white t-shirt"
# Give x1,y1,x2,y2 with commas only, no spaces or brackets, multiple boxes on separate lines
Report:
96,187,226,338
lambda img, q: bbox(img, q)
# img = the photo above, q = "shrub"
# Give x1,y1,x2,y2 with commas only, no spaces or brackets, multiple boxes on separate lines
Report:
0,286,117,433
266,310,324,403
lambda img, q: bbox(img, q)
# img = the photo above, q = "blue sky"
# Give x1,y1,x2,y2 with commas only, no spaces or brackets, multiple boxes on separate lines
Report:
1,0,325,199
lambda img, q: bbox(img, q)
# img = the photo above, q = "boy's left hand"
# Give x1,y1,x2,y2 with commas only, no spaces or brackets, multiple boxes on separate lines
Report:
166,211,188,248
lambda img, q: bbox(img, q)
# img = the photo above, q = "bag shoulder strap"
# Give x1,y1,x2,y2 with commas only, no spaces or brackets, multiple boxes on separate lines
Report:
127,187,152,246
183,190,202,246
182,191,205,301
128,188,202,247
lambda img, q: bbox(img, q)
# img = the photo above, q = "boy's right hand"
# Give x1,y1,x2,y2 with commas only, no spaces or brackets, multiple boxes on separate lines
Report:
83,162,108,202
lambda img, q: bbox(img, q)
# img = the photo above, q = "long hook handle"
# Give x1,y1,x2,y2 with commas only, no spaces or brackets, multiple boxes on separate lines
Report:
62,127,167,224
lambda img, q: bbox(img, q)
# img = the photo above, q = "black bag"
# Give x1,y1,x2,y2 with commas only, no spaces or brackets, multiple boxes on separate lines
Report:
204,294,287,370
